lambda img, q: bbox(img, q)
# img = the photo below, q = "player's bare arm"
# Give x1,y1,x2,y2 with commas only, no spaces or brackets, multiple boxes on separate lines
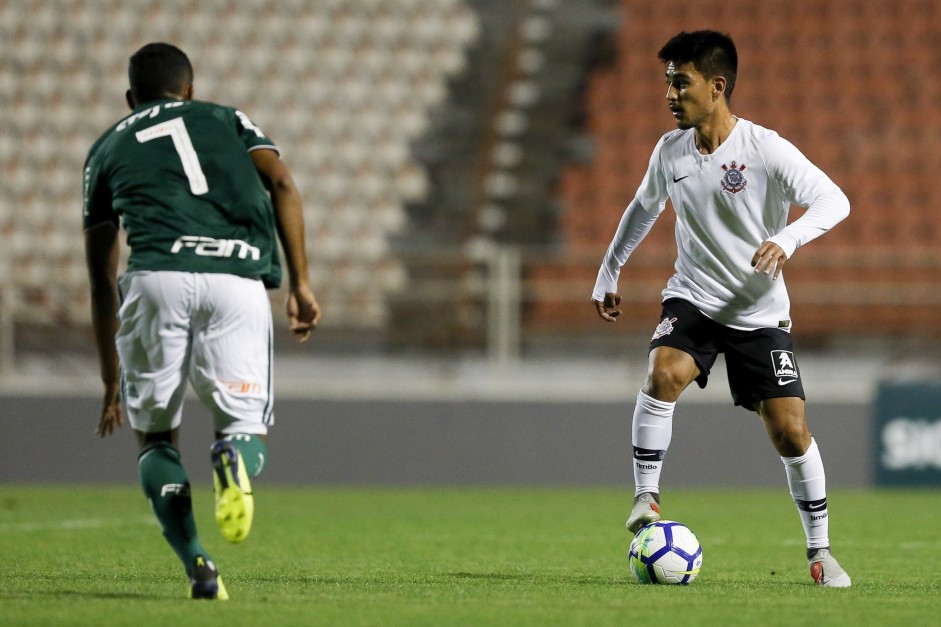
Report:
84,221,124,437
251,148,321,342
751,240,788,280
594,293,622,322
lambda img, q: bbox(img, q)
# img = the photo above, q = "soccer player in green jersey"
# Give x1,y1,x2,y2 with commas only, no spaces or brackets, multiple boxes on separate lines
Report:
83,43,321,600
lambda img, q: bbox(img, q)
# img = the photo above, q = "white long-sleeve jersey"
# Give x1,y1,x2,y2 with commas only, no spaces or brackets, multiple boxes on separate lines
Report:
592,118,850,330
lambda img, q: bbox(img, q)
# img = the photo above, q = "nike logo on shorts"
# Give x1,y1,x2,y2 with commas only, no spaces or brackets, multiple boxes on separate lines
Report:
672,175,689,183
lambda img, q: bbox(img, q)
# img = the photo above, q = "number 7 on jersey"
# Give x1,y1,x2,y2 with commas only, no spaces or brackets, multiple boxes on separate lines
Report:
135,117,209,195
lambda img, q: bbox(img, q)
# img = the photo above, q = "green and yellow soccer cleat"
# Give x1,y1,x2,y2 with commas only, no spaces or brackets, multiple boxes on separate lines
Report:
188,556,229,600
211,441,254,543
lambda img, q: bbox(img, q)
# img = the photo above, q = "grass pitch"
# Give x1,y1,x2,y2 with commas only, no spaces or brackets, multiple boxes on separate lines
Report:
1,486,939,626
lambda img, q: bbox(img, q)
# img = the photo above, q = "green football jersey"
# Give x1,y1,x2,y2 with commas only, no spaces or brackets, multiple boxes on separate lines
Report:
83,98,282,288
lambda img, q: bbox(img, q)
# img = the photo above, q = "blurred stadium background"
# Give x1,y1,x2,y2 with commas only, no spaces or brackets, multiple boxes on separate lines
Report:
2,0,940,487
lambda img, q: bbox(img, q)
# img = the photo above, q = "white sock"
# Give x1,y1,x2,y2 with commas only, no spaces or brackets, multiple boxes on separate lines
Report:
781,438,830,551
632,390,674,497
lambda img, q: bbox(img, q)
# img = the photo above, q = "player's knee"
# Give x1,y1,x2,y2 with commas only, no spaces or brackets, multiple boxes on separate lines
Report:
769,421,810,457
757,397,811,455
643,368,689,401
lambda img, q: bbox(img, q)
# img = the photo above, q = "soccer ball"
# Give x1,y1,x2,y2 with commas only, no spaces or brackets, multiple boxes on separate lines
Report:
629,520,703,585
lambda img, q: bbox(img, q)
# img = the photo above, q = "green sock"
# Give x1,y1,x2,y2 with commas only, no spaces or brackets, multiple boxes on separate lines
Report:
220,434,267,478
138,442,209,573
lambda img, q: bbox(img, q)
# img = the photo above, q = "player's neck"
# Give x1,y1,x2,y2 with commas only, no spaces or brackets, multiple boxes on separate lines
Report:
693,110,737,155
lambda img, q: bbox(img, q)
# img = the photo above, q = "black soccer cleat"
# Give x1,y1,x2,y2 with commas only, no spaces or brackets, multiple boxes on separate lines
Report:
188,555,229,600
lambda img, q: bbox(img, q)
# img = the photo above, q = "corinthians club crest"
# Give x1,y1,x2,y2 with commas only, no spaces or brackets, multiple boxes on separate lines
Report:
720,161,747,194
652,316,677,340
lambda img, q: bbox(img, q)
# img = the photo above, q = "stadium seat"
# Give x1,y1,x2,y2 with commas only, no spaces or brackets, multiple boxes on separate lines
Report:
0,0,480,330
547,0,941,337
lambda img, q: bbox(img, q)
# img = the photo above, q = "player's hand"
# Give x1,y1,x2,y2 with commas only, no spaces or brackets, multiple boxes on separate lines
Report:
594,292,622,322
287,284,321,343
95,386,124,438
752,240,788,280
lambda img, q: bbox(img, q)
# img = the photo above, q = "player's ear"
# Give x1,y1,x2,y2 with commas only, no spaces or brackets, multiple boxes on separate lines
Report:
183,83,195,101
125,89,135,110
712,76,727,101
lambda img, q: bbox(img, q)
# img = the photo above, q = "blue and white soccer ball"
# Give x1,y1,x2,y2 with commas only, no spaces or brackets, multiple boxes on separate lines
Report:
629,520,703,585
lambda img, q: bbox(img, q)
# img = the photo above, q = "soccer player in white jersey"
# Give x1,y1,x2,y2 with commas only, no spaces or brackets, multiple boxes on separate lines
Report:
592,31,851,587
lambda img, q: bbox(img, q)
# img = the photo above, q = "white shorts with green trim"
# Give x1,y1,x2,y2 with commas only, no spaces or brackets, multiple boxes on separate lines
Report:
116,270,273,435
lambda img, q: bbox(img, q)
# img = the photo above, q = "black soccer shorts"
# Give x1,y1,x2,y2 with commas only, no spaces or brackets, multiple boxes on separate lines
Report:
648,298,805,411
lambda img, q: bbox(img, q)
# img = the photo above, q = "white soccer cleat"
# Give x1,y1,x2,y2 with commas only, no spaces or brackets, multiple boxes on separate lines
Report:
626,492,661,534
808,548,852,587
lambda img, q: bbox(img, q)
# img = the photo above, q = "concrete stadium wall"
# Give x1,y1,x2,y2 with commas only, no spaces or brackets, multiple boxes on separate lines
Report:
1,396,869,487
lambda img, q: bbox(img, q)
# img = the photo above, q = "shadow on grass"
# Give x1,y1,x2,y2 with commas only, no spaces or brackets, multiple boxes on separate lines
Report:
251,571,632,588
445,572,625,586
1,590,158,600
